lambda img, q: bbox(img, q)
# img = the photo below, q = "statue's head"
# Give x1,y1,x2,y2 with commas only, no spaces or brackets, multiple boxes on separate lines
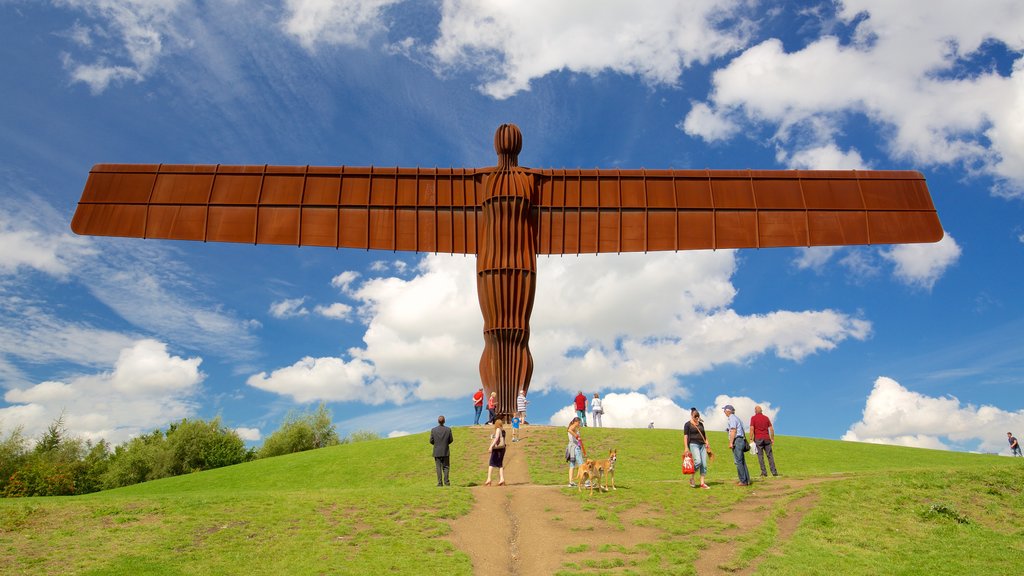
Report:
494,124,522,167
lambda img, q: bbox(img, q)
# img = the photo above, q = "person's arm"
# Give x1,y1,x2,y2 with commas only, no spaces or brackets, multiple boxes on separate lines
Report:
729,426,736,448
430,429,435,445
768,423,774,443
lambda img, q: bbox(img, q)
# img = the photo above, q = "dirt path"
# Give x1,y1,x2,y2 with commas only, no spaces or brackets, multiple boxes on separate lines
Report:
448,429,835,575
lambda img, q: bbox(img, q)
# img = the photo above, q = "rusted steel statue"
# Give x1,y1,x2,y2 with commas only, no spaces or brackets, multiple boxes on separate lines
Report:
71,124,943,420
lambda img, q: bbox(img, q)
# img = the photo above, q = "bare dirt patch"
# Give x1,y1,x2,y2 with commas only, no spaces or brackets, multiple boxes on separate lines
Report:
449,426,838,575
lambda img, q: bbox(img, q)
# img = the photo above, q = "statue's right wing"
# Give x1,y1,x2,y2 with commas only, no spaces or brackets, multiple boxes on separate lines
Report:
71,164,490,255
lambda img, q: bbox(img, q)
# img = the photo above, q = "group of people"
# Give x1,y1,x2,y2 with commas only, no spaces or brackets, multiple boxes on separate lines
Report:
430,413,512,487
473,387,531,428
682,404,780,489
573,391,604,427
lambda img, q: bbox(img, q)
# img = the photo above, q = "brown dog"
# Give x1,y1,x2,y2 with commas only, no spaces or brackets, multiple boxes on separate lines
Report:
576,459,597,495
591,449,617,491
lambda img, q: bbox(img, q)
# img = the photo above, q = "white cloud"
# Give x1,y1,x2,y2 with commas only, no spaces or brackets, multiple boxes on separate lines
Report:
387,430,411,438
57,0,190,93
843,376,1024,453
793,246,841,272
314,302,353,320
429,0,753,99
330,270,360,292
0,195,95,276
880,232,961,290
269,297,309,319
249,251,870,404
684,1,1024,195
0,339,203,444
546,392,779,433
281,0,401,50
235,426,261,441
778,143,868,170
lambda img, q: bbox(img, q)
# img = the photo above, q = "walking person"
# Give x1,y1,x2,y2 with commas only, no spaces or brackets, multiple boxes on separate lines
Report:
683,408,712,489
511,413,521,442
574,391,588,426
591,393,604,427
724,404,751,486
429,415,454,486
472,388,484,425
749,405,779,477
486,391,497,424
485,419,507,486
1009,432,1022,457
566,416,586,487
517,389,529,425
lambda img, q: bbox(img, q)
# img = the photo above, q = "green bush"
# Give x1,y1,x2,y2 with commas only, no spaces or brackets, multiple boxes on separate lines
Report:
166,417,250,474
259,403,340,458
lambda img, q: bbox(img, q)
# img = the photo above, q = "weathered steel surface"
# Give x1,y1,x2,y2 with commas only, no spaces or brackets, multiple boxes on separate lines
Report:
71,124,943,419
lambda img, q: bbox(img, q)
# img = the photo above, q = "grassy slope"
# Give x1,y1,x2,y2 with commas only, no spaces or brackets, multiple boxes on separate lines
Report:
1,426,1022,575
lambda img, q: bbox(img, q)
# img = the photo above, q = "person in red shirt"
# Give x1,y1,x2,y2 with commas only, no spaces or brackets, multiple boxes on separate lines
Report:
574,391,588,427
473,388,484,425
749,405,779,477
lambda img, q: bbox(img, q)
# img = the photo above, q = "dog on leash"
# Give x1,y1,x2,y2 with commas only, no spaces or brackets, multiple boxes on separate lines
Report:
576,459,597,495
592,449,617,491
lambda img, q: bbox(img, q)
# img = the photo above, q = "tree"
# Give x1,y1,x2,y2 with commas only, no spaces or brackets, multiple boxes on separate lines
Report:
259,403,340,458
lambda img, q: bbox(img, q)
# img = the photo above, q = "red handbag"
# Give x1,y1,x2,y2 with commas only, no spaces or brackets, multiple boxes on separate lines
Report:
682,452,695,474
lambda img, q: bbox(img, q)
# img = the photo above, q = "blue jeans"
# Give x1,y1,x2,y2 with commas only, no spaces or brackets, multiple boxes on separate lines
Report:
474,405,482,425
688,443,708,476
732,438,751,484
576,410,587,426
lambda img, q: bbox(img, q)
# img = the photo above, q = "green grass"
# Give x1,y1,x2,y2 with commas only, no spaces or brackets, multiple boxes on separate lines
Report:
2,426,1022,575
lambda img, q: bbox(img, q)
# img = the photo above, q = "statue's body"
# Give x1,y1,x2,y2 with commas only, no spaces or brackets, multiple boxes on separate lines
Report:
72,124,943,420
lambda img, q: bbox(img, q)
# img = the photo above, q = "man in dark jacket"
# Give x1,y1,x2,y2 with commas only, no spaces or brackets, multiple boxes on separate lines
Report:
430,415,454,486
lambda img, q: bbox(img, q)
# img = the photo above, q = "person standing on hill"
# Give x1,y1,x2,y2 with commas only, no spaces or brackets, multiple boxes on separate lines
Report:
683,408,712,489
517,389,529,425
472,388,484,425
749,406,779,477
566,416,586,487
574,391,588,426
1009,432,1022,456
429,415,454,487
485,419,507,486
591,393,604,427
724,405,751,486
486,391,497,425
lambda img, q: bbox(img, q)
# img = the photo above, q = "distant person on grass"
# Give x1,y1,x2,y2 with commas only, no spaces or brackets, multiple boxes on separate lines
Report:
486,391,497,424
485,419,507,486
473,388,484,425
517,389,529,424
683,408,712,489
566,416,586,487
1009,432,1022,457
574,391,588,426
591,393,604,427
749,405,779,477
511,413,521,442
429,415,454,487
724,404,751,486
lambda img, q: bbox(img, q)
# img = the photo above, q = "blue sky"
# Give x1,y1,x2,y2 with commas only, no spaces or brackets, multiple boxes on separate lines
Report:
1,1,1022,454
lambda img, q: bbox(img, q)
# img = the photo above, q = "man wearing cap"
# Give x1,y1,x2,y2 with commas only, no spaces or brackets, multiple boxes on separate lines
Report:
749,405,779,477
724,405,752,486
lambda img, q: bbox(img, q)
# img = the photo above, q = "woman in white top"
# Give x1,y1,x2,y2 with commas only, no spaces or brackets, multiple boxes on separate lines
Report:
591,393,604,427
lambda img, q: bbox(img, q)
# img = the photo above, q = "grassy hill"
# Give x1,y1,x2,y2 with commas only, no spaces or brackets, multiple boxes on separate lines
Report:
1,426,1022,575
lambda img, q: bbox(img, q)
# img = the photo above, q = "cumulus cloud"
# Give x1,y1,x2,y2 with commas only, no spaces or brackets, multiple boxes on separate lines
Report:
234,427,261,441
0,339,203,444
57,0,191,93
429,0,753,98
281,0,401,50
330,270,361,292
547,391,778,431
248,251,869,405
880,232,961,290
684,0,1024,195
315,302,353,320
269,297,309,318
843,376,1024,453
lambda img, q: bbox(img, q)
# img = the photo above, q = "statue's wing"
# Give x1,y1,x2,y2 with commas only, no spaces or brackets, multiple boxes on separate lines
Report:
71,164,489,254
529,169,943,254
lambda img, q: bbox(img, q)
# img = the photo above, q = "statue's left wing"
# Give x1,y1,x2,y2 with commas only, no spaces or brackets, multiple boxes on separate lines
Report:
71,164,490,254
528,168,943,254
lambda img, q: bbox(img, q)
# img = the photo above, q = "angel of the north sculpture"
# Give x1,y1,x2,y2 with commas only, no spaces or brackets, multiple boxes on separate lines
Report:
71,124,943,420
